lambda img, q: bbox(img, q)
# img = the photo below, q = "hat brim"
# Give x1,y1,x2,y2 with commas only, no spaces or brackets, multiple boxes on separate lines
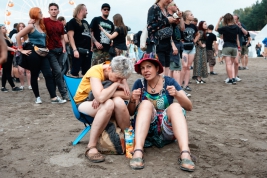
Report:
134,58,163,74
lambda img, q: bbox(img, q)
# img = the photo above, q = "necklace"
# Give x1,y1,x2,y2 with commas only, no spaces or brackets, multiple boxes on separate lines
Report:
148,75,160,93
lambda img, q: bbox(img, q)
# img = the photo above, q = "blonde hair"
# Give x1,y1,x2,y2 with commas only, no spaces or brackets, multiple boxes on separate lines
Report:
183,10,191,21
73,4,85,26
155,0,160,3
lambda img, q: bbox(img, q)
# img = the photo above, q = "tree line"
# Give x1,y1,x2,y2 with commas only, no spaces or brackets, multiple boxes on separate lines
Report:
233,0,267,31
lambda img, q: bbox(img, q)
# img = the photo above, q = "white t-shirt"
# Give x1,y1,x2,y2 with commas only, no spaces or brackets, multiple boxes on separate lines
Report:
217,38,224,50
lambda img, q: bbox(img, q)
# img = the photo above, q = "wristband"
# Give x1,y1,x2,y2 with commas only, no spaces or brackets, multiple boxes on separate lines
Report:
73,49,78,52
238,47,241,51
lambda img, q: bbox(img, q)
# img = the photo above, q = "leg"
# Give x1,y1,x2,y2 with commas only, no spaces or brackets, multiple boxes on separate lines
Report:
40,57,57,99
234,52,240,78
167,103,194,170
1,57,15,88
81,52,92,75
18,66,25,86
184,53,195,87
132,100,154,158
112,97,130,130
48,52,67,98
26,69,31,87
79,100,114,153
70,53,83,77
180,53,189,86
225,56,233,79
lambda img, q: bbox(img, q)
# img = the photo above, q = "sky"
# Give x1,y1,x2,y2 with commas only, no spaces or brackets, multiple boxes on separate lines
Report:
0,0,260,33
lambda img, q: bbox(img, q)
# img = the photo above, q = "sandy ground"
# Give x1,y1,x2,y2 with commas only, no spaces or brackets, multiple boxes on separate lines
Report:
0,57,267,178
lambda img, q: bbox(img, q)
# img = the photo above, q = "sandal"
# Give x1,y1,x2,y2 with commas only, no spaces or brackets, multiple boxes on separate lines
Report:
178,150,196,172
129,149,145,170
85,146,105,163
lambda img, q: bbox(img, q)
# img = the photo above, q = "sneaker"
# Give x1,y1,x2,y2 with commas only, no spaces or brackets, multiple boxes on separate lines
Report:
62,95,70,101
19,86,24,90
35,97,42,104
12,87,23,92
224,78,230,83
28,86,32,90
51,96,67,104
184,86,192,91
238,66,244,70
232,78,237,85
226,79,233,84
244,67,249,70
1,87,8,92
210,71,218,75
235,77,242,82
184,91,191,97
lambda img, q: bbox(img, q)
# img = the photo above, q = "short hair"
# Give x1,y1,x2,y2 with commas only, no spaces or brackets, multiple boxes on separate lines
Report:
110,56,133,79
57,16,65,21
193,18,198,22
13,23,18,28
208,24,214,30
49,3,59,9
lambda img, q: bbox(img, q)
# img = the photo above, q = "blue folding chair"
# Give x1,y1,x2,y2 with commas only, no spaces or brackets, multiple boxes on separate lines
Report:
64,75,94,145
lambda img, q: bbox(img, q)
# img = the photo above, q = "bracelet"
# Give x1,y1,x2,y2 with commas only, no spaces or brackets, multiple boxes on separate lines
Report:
73,49,77,52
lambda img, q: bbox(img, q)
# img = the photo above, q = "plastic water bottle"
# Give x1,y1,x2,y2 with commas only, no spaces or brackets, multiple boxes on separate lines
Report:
124,126,135,158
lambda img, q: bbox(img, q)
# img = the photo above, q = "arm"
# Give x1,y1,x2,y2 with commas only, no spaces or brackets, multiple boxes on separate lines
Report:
61,34,66,53
127,88,141,116
90,29,103,50
0,31,7,64
178,11,185,31
237,35,240,51
16,25,34,55
194,31,200,44
171,38,178,55
174,90,192,111
246,37,251,46
67,30,79,58
90,77,121,103
64,34,69,43
112,90,130,100
99,25,118,40
215,16,223,31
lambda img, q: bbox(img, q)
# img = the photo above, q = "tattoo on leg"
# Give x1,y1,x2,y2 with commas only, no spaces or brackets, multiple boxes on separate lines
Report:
183,56,187,62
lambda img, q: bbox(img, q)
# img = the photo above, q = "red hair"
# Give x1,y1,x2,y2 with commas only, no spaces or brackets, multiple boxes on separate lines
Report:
29,7,47,43
198,21,206,39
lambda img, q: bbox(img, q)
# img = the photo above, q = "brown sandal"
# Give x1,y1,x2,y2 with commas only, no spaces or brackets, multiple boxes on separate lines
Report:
85,146,105,163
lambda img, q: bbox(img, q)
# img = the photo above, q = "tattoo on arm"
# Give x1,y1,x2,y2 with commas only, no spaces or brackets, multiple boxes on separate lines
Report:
90,30,96,43
183,56,187,62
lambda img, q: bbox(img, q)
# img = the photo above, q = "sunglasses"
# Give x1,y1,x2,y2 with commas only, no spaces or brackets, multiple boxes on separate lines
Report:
103,8,110,11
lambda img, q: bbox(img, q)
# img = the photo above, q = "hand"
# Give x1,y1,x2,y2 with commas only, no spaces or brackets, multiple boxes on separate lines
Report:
92,99,100,109
172,46,178,55
28,19,35,24
167,16,178,24
219,16,223,21
202,44,206,48
166,85,177,96
74,50,79,58
177,11,183,18
117,83,130,96
131,88,142,101
20,49,32,56
62,48,66,53
94,41,103,49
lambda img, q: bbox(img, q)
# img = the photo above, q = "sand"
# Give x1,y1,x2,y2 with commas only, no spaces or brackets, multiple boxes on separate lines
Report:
0,57,267,178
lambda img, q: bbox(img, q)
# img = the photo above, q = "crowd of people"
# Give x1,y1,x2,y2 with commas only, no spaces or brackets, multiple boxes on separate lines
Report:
0,0,266,172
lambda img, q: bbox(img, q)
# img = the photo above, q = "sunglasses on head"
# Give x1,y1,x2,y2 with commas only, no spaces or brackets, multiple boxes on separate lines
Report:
103,8,110,11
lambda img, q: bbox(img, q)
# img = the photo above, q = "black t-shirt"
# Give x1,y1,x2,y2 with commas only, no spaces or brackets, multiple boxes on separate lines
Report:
113,27,127,50
238,24,246,45
135,31,142,47
206,32,217,50
217,25,239,48
182,23,198,42
242,32,250,46
90,16,114,52
67,18,91,50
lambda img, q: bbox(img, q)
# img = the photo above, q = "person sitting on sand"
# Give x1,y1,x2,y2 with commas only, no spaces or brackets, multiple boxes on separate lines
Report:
127,53,195,172
74,56,133,163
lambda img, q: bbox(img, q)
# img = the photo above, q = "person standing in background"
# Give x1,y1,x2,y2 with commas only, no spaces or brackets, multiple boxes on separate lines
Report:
8,23,18,38
216,34,224,64
206,24,218,75
90,3,114,66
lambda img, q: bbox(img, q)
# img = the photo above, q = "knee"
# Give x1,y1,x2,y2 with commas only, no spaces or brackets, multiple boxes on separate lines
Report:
102,99,115,114
138,100,153,111
113,97,127,109
169,103,183,112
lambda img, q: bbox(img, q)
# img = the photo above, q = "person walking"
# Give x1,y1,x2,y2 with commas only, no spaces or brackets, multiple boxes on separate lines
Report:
0,30,7,64
44,3,68,101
